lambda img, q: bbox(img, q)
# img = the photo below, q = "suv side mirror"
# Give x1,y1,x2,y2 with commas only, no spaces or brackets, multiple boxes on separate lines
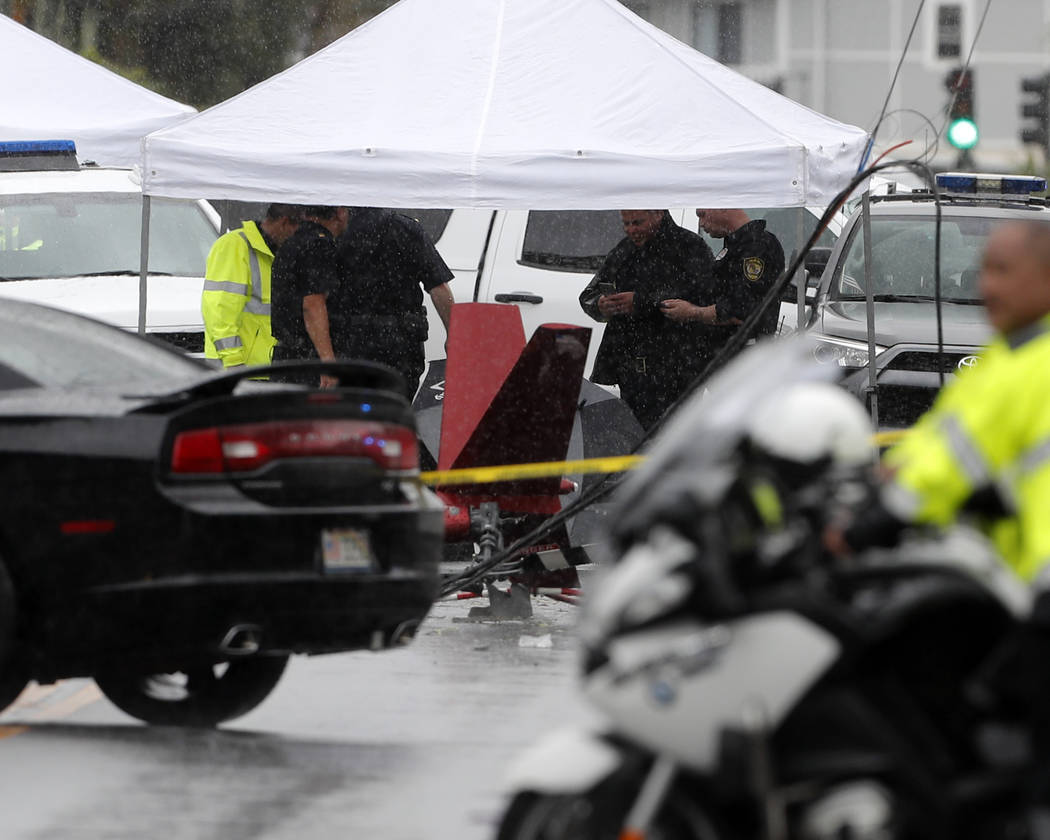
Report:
803,247,832,282
780,247,831,304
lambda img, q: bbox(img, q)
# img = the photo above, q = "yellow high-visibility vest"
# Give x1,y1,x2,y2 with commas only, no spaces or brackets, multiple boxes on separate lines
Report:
201,221,275,368
883,314,1050,581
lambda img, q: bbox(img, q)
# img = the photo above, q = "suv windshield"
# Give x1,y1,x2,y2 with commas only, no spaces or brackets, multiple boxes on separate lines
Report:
832,215,1002,304
0,194,216,281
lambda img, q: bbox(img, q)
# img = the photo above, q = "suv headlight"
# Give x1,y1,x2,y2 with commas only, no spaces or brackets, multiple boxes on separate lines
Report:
812,336,886,369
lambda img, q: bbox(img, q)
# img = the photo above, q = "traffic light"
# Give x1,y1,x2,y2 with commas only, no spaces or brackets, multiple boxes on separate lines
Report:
1020,73,1050,153
945,67,978,150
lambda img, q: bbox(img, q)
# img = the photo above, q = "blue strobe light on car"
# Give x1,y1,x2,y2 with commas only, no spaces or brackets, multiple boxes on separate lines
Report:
936,172,1047,196
0,140,79,172
0,140,77,156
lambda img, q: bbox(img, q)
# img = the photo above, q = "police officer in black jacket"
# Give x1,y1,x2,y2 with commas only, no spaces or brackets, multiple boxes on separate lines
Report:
270,205,349,387
579,210,717,430
331,207,454,399
662,208,785,336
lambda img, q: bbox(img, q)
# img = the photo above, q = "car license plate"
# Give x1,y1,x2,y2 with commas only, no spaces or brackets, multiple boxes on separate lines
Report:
321,528,374,573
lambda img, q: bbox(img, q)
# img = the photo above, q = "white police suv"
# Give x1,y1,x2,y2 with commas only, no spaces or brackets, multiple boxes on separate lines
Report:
807,172,1049,429
0,140,218,355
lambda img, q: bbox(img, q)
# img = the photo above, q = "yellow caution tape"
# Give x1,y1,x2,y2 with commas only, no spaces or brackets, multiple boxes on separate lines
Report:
420,455,646,487
420,430,911,487
872,430,909,447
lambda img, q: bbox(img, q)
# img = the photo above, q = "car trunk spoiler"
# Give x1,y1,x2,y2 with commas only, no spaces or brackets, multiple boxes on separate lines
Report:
126,359,407,407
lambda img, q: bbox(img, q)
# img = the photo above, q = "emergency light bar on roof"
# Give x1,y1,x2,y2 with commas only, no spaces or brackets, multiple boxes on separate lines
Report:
0,140,79,173
935,172,1047,198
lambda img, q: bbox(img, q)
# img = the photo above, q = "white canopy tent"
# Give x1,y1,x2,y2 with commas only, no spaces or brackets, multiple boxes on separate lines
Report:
0,14,194,167
140,0,869,210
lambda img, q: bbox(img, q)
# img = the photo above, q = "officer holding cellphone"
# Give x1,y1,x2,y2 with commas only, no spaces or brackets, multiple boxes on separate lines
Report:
579,210,717,430
661,209,785,336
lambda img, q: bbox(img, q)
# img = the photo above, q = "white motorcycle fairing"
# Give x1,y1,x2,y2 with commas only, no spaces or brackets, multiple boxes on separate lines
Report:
503,727,624,795
585,611,841,773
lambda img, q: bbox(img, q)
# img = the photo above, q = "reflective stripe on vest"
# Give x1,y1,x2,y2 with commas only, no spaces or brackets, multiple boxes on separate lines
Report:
882,481,922,520
1000,435,1050,511
940,414,1020,513
236,231,266,310
940,415,988,486
203,279,250,296
1017,436,1050,477
214,335,244,350
244,299,271,316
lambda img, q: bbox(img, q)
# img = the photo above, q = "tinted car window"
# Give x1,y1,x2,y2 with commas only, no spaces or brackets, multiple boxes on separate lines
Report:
0,194,216,280
521,210,626,272
832,215,1001,303
0,304,204,390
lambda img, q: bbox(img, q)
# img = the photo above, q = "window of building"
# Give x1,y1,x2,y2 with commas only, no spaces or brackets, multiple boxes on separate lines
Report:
936,4,963,59
717,3,742,64
693,2,743,65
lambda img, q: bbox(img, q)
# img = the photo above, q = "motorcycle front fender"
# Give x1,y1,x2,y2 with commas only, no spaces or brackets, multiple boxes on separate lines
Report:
503,727,625,795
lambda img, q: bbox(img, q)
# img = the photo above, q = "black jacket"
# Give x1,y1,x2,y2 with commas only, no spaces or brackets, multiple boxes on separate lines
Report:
712,219,786,336
580,215,718,386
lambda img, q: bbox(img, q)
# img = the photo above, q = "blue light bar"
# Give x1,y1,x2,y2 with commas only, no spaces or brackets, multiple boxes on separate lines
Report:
0,139,77,156
936,172,1047,196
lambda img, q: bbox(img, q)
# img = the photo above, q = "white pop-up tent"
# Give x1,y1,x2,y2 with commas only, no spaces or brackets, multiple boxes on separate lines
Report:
0,14,194,167
141,0,868,210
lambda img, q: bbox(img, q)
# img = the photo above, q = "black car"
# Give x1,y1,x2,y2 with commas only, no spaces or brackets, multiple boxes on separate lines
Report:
0,300,444,726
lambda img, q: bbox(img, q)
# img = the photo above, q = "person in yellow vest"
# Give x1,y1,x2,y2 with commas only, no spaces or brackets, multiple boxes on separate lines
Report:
828,220,1050,582
824,220,1050,828
202,204,301,370
0,212,43,251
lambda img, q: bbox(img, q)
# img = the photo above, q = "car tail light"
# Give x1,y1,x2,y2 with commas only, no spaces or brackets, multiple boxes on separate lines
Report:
172,420,418,474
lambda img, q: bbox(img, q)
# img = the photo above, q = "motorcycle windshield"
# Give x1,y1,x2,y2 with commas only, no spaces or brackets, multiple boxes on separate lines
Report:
614,335,841,514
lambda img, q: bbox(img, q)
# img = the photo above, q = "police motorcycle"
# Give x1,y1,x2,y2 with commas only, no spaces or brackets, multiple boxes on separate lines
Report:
496,336,1039,840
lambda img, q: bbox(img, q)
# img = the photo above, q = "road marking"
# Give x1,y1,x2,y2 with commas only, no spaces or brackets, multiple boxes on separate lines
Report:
8,682,55,710
26,683,102,722
0,681,103,733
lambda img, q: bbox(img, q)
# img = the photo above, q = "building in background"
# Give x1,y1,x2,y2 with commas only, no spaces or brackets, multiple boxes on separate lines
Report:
628,0,1050,172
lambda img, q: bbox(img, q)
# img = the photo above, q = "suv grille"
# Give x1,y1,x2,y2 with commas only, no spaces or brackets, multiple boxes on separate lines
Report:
870,386,938,428
869,346,977,427
884,351,969,374
151,331,205,355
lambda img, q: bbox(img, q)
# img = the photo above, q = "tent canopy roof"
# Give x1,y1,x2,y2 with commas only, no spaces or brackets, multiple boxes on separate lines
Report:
142,0,868,209
0,14,194,168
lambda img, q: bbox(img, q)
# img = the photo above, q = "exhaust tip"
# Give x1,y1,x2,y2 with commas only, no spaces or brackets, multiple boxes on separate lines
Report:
219,624,263,656
390,619,420,646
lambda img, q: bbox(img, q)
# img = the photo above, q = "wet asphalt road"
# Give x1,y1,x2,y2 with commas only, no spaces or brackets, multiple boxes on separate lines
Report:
0,592,594,840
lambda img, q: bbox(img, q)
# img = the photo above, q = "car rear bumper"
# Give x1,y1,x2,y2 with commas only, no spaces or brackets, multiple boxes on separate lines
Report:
50,565,439,676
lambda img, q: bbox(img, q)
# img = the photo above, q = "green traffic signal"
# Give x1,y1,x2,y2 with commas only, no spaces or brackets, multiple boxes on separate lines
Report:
948,117,979,150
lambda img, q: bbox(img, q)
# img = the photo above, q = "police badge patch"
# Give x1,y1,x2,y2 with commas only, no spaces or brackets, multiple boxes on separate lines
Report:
743,257,765,282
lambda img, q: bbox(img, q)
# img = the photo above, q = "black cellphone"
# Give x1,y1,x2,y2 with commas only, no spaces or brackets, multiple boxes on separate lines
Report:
597,282,616,296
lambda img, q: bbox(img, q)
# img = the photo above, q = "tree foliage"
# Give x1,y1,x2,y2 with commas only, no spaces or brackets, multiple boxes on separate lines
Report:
1,0,397,108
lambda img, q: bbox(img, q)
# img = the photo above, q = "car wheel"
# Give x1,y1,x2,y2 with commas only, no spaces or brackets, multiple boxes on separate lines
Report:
94,655,289,727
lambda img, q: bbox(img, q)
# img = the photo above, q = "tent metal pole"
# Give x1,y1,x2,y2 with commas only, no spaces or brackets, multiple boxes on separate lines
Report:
795,207,806,330
138,194,151,335
862,191,878,428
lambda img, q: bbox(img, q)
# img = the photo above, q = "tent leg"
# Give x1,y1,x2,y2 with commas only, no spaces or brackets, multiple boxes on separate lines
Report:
862,191,879,428
138,194,151,335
